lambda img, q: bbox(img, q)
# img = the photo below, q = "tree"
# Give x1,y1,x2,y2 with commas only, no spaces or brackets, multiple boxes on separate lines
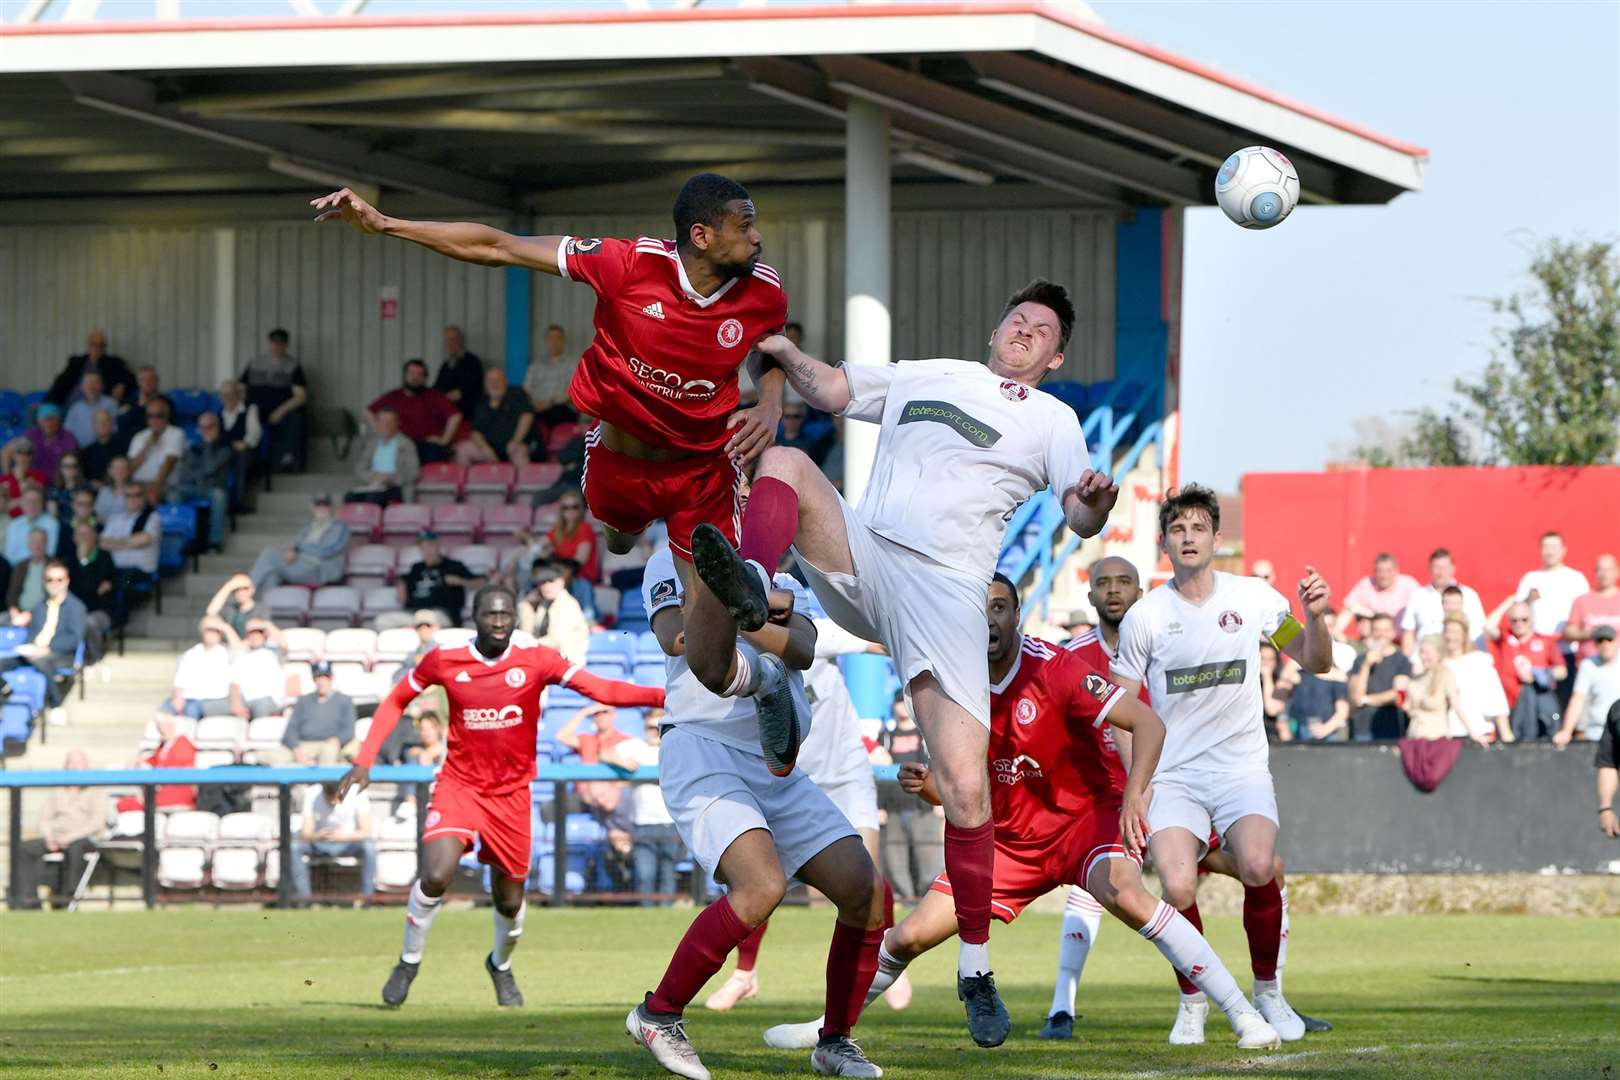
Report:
1352,237,1619,468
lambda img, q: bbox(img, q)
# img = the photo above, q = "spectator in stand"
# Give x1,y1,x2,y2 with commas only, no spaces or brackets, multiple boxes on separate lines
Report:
115,711,198,813
524,322,579,426
1404,635,1490,746
518,559,589,664
217,379,261,511
248,493,349,591
1555,627,1620,747
1336,553,1421,636
367,359,466,465
7,528,52,620
100,486,162,612
1486,599,1567,741
1257,639,1287,735
775,394,834,466
497,527,555,592
126,398,184,499
47,454,87,524
242,328,309,472
22,404,78,478
1442,615,1513,743
275,660,356,765
1,443,50,511
94,456,135,522
113,366,173,456
347,405,419,506
391,610,442,679
1597,700,1620,839
47,329,136,406
406,710,447,767
558,701,629,759
62,372,111,448
56,489,97,565
878,691,944,902
166,411,232,549
600,709,682,905
433,324,485,416
1401,548,1487,651
547,490,599,589
10,749,105,911
78,408,119,485
1251,558,1276,586
205,573,263,637
1348,613,1413,740
1,559,86,727
1566,554,1620,663
291,780,376,905
1516,531,1591,644
397,529,476,628
1273,652,1351,742
66,521,116,664
5,488,58,565
221,617,287,721
163,618,235,719
458,365,537,467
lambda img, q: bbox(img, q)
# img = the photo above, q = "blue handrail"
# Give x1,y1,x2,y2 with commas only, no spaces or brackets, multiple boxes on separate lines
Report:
0,763,903,788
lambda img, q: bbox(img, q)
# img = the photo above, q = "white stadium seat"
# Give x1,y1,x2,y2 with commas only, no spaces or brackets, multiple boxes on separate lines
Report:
265,586,312,625
374,627,420,662
246,713,289,751
193,715,247,751
280,627,326,663
209,847,262,890
193,749,238,770
161,811,220,846
216,812,269,845
375,850,418,892
324,628,378,665
157,847,209,890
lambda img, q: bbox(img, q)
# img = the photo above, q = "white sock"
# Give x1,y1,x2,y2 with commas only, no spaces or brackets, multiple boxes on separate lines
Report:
863,942,910,1008
957,939,991,979
723,642,760,698
400,881,444,964
492,901,525,971
1050,887,1103,1017
1139,900,1250,1020
1253,976,1279,997
1276,884,1290,993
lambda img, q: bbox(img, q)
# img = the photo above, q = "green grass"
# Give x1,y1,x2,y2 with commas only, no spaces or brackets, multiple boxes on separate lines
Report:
1,906,1615,1078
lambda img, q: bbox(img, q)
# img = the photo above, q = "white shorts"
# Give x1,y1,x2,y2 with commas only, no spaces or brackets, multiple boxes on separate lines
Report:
658,726,858,879
794,494,991,729
820,774,880,834
1148,769,1279,855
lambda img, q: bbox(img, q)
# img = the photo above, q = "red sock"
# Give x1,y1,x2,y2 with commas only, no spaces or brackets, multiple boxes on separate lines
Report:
943,820,995,945
881,877,895,930
738,476,799,571
820,920,884,1040
736,920,768,972
1243,879,1284,981
648,895,754,1016
1174,903,1203,995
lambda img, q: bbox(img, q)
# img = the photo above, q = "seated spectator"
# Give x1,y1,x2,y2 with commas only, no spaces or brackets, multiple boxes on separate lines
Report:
217,379,261,511
55,487,97,561
458,365,537,467
94,455,137,521
113,365,173,456
1336,553,1421,636
1405,635,1490,746
24,404,79,478
434,324,485,416
66,521,117,664
0,559,86,727
115,712,198,813
47,329,136,406
127,398,184,500
1555,626,1620,747
1487,600,1567,741
599,709,681,905
163,619,235,719
275,661,356,765
1273,653,1351,742
878,693,944,902
248,493,349,591
5,487,58,567
242,327,308,472
1,443,49,511
6,527,51,617
1516,530,1590,644
776,394,835,466
390,610,442,677
100,486,162,608
166,410,233,549
47,454,87,523
523,322,579,426
397,530,476,628
547,490,600,588
406,710,448,767
1348,613,1413,740
1258,640,1287,736
291,780,376,905
518,559,588,664
222,618,287,721
347,406,419,506
63,371,113,448
557,701,627,759
205,573,263,637
78,407,120,486
368,358,465,465
497,527,555,591
1566,554,1620,663
1442,615,1512,743
10,749,105,911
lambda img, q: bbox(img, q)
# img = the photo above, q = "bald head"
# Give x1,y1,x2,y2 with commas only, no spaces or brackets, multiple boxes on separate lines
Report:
64,749,89,770
1088,556,1143,630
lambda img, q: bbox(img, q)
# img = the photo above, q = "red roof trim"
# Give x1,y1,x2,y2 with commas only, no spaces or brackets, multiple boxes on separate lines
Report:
0,0,1426,159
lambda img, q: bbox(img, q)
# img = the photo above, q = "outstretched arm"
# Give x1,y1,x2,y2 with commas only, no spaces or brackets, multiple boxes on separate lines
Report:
312,188,565,274
752,335,852,415
1279,566,1335,674
562,667,665,709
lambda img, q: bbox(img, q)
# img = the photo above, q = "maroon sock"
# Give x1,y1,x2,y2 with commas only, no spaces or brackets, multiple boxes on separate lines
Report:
943,820,995,945
820,920,884,1040
736,920,768,972
881,877,895,930
1174,903,1203,995
737,476,799,570
647,895,754,1016
1243,879,1284,981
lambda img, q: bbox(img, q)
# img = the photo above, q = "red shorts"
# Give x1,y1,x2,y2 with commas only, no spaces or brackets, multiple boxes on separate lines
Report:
1196,830,1222,878
422,780,532,882
581,425,741,563
930,809,1140,923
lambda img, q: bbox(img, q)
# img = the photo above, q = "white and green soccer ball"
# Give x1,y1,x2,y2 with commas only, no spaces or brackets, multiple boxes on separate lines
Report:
1214,146,1300,229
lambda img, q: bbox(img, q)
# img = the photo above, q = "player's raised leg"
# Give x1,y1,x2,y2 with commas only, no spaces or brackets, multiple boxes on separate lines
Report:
1040,887,1104,1039
381,834,463,1007
792,835,888,1077
1223,813,1306,1041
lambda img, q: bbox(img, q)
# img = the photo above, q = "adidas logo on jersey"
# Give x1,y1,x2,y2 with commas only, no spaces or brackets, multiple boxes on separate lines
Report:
640,301,665,321
454,671,472,683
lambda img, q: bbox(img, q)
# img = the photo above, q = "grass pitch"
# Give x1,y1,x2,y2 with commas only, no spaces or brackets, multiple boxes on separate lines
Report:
1,905,1614,1078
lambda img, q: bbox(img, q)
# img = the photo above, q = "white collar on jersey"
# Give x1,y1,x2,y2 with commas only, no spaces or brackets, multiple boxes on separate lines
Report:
671,247,740,310
990,638,1025,695
465,641,514,667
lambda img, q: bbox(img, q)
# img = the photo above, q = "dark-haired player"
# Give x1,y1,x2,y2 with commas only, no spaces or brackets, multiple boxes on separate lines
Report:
1110,484,1332,1045
687,281,1120,1046
339,584,663,1009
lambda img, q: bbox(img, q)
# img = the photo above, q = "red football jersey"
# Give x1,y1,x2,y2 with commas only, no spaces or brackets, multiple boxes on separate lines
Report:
989,635,1128,850
1065,628,1152,705
557,236,789,452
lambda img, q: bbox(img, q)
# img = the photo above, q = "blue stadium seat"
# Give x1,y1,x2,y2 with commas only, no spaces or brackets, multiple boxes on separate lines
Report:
0,701,33,747
547,686,588,712
0,625,28,658
615,612,649,635
0,390,24,427
535,851,587,895
156,503,198,576
21,390,46,414
169,388,218,423
633,661,664,688
565,813,607,847
2,667,47,714
614,708,646,740
635,630,663,660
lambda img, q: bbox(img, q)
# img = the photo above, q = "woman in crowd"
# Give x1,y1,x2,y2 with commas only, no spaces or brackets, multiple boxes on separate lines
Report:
1441,614,1513,743
47,453,86,521
546,490,600,617
1,441,49,512
94,456,138,522
1406,635,1490,745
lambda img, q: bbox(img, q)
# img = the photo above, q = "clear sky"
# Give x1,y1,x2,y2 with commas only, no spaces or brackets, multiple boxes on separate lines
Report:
1092,0,1620,488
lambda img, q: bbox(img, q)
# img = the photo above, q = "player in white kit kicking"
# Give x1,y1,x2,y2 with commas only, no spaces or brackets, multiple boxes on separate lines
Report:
1108,485,1333,1045
688,280,1119,1047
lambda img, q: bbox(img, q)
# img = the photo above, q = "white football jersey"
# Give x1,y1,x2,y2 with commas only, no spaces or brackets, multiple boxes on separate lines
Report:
794,587,875,788
841,358,1091,581
640,546,812,755
1112,571,1292,776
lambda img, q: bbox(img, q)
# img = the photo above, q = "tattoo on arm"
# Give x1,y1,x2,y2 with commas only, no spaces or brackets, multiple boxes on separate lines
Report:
784,355,819,397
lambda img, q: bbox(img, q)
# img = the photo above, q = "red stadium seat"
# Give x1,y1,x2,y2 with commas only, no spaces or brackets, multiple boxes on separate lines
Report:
309,585,362,630
516,461,563,494
265,586,312,626
336,502,382,544
381,503,433,548
416,462,465,506
465,462,515,506
432,503,482,545
449,543,498,579
481,503,531,543
345,543,397,589
545,422,583,454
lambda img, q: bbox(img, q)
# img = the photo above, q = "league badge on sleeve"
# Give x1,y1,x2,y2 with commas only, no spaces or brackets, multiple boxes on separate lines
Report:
1084,672,1113,702
566,237,602,255
650,578,678,606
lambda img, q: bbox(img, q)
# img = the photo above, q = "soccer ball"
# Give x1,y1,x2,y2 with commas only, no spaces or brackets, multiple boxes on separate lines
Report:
1214,146,1300,229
